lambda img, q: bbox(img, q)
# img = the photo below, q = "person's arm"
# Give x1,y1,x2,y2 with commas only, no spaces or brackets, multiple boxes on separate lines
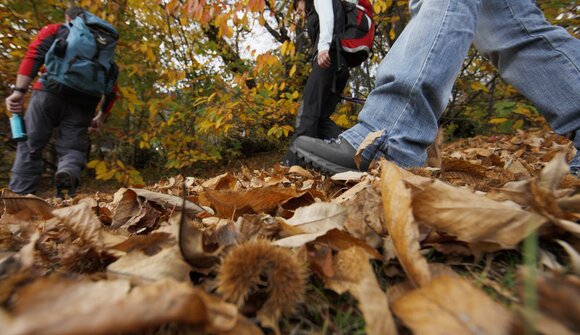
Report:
90,64,119,133
5,75,33,113
314,0,333,68
5,24,61,114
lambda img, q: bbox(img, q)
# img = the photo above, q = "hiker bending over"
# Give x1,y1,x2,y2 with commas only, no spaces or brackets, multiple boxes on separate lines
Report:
291,0,580,176
5,7,119,198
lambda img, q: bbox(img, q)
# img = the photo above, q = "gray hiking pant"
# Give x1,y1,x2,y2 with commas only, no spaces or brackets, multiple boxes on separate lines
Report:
9,90,96,195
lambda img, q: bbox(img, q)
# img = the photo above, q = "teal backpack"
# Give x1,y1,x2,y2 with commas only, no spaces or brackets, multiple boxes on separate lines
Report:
44,11,118,97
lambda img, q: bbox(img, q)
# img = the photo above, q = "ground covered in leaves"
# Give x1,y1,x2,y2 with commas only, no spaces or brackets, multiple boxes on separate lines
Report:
1,128,579,335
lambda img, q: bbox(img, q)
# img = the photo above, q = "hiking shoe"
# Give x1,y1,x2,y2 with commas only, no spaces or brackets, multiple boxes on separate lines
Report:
281,150,305,168
55,171,77,199
570,150,580,177
290,136,371,175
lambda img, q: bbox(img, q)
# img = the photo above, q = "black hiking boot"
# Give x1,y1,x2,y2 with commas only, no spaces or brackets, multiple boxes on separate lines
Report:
290,136,371,175
281,150,305,168
55,171,77,199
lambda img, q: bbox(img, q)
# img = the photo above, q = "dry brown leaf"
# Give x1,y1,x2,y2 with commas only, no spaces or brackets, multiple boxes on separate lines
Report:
517,269,580,334
1,191,54,221
538,152,569,191
354,130,384,169
131,188,207,215
107,247,192,282
111,188,207,229
387,263,459,304
413,180,547,249
52,202,105,252
315,229,382,259
3,278,259,335
274,203,347,248
555,240,580,275
235,214,280,241
110,188,140,228
288,165,314,179
110,232,173,255
325,247,398,335
393,276,513,335
505,159,531,180
306,244,335,277
330,171,367,182
284,202,346,233
332,177,372,204
343,187,385,248
426,128,444,168
201,172,239,190
557,194,580,214
515,307,576,335
201,186,305,219
381,160,431,287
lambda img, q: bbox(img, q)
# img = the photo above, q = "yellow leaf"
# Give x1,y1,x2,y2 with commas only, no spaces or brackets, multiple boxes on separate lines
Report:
86,160,100,168
289,64,297,77
489,118,508,124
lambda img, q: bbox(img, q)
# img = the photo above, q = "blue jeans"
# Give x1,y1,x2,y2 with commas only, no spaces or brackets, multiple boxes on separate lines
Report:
341,0,580,167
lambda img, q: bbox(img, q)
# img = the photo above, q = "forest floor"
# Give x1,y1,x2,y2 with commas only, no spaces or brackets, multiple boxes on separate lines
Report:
1,128,580,335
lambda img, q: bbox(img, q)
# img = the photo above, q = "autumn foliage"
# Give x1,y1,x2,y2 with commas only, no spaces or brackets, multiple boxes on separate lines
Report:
1,1,578,185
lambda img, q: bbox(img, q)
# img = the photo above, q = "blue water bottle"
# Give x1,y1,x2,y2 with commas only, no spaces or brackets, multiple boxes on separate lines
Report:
10,113,27,142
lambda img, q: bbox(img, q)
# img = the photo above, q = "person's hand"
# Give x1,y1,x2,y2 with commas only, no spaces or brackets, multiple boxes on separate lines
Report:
317,49,331,68
89,111,106,134
5,91,25,113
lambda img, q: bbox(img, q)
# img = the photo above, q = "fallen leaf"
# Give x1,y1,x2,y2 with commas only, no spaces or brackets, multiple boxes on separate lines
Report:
315,229,382,259
325,247,398,335
1,191,54,221
4,278,258,335
332,177,372,204
201,172,239,190
107,247,192,282
284,202,346,233
330,171,367,182
555,240,580,275
413,180,547,250
354,130,384,169
52,202,105,252
274,203,347,248
517,268,580,334
288,166,314,179
201,186,305,219
343,186,385,249
393,276,513,335
381,160,431,287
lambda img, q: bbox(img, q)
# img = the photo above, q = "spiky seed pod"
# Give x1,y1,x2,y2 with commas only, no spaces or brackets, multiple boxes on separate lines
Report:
216,239,308,320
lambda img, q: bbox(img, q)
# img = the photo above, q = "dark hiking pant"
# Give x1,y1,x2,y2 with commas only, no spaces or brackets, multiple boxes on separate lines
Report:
9,90,96,195
283,51,350,165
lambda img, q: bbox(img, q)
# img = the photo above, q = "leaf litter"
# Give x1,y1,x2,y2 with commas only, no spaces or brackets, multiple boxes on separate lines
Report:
1,129,579,334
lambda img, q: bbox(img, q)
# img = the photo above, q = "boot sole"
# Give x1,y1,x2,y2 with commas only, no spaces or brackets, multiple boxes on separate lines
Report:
291,146,353,175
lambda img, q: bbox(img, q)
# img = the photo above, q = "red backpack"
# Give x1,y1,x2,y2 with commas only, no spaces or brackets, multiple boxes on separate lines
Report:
335,0,376,67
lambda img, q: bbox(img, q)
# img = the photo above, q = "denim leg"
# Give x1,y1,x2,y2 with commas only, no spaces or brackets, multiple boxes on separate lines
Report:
341,0,482,167
9,92,59,194
474,0,580,141
55,101,94,183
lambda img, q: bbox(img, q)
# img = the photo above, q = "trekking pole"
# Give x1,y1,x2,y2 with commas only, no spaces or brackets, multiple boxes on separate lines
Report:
341,95,367,105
